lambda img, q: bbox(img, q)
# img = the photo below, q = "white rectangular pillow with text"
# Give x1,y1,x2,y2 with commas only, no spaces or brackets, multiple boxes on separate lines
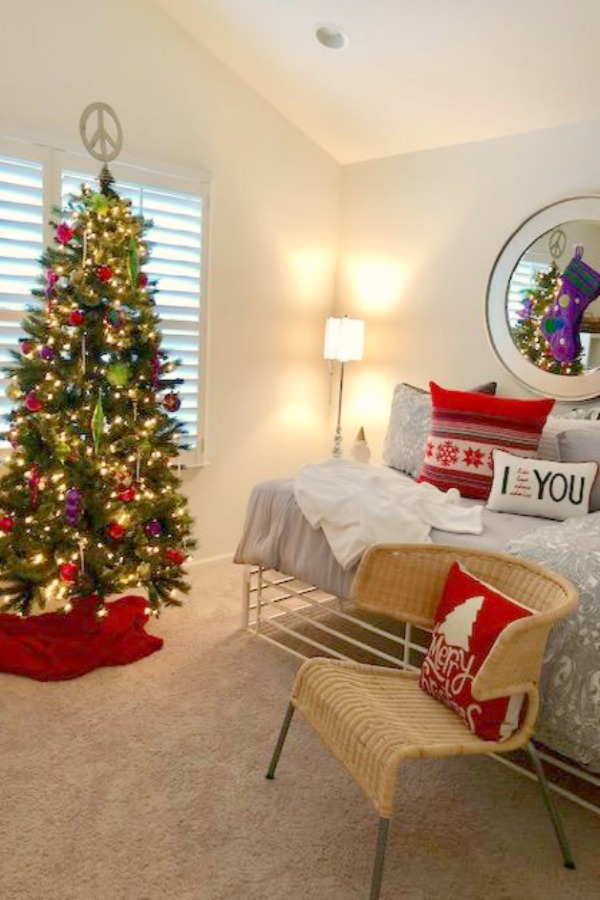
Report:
487,449,597,520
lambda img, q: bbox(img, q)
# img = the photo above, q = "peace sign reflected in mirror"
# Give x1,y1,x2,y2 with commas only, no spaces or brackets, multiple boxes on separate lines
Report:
486,196,600,400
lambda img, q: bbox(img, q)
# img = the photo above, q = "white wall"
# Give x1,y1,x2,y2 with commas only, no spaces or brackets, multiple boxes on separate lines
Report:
336,119,600,459
0,0,341,560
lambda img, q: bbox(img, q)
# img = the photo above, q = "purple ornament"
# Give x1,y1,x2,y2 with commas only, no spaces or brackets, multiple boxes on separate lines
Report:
65,488,83,526
40,345,55,361
145,519,162,538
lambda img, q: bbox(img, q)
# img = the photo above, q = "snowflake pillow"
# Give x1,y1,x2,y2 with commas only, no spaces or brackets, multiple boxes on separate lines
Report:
419,562,533,741
383,381,497,478
487,448,597,520
417,382,554,500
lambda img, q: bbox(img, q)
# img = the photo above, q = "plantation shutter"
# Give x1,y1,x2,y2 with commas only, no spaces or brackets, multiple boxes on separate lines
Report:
62,172,204,457
507,258,550,329
0,155,45,437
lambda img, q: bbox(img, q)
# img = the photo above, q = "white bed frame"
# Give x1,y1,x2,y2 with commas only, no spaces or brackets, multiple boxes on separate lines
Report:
242,563,600,818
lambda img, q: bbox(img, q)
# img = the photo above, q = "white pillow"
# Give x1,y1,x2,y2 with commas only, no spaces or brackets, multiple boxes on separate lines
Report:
487,449,597,520
537,416,600,462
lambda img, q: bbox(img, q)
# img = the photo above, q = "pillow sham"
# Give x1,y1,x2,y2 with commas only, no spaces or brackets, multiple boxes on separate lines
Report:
487,448,597,520
557,429,600,512
419,562,533,742
417,382,554,500
383,381,497,478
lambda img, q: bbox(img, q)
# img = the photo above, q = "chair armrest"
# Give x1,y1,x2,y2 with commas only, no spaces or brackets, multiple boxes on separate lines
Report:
472,614,560,702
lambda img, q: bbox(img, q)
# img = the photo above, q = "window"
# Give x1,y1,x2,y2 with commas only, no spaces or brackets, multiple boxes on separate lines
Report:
0,152,45,431
0,143,209,463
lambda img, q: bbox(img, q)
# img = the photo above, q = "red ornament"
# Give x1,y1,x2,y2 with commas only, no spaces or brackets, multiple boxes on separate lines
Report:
138,272,149,288
117,486,137,503
68,310,85,326
59,563,78,583
25,392,42,413
97,265,113,283
107,522,126,540
0,516,15,533
56,222,75,245
163,392,181,412
20,340,35,355
165,548,186,566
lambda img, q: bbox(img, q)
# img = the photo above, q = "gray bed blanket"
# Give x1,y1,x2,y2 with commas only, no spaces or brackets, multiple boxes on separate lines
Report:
234,473,600,771
507,514,600,771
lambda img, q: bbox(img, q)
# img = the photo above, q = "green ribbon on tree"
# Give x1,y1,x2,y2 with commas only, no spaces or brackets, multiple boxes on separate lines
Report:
127,236,139,287
92,392,105,454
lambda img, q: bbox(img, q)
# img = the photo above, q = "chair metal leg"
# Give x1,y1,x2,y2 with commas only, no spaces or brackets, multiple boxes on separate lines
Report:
369,817,391,900
527,741,575,869
266,702,295,779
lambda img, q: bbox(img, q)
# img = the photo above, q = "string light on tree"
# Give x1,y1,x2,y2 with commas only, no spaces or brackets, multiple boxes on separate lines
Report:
0,105,195,618
510,262,584,376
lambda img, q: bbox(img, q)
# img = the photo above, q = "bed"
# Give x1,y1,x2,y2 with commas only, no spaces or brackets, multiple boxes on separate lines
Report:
234,383,600,812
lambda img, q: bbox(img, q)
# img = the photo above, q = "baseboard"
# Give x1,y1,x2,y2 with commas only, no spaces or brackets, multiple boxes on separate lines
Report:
186,552,235,569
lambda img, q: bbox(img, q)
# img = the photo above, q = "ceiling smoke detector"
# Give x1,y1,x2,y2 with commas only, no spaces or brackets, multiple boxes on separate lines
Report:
315,24,347,50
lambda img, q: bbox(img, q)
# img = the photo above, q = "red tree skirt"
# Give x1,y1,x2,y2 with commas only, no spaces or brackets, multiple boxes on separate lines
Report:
0,595,163,681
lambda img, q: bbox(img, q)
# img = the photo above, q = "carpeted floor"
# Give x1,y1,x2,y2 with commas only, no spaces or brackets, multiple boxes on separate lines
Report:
1,560,599,900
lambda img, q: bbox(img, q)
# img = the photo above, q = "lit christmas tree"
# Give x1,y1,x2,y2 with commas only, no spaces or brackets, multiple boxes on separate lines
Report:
0,168,195,616
511,263,584,375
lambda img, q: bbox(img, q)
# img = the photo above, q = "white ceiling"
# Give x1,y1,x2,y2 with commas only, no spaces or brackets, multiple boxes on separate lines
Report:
152,0,600,164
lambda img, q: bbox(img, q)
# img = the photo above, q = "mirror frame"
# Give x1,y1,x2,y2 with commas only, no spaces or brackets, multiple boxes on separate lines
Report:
486,195,600,400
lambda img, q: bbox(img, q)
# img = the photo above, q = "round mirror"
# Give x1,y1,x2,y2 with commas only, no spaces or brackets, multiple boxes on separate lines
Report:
486,195,600,399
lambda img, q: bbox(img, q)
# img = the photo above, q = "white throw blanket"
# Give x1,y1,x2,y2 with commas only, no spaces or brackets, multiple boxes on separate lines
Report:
294,459,483,570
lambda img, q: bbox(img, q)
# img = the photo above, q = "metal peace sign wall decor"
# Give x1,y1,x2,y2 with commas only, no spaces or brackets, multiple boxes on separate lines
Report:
79,102,123,163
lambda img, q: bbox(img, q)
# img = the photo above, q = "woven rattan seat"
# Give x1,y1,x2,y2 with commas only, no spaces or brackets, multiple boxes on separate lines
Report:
266,544,579,900
293,660,533,818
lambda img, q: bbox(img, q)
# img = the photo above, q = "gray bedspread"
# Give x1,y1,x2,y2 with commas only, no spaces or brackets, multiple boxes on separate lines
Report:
234,473,600,771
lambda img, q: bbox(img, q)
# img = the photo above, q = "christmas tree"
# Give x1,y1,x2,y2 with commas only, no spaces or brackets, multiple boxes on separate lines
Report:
0,168,195,617
511,263,584,375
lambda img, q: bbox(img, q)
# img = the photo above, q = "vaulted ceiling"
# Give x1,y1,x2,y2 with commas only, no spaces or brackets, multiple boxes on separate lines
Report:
152,0,600,164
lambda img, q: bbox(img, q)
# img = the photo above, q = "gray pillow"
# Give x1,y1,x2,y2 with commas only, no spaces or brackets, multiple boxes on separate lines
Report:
557,428,600,512
382,381,496,478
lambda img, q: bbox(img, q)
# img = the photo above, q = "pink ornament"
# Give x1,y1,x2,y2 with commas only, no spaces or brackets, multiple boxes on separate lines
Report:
56,222,75,245
25,392,42,413
138,272,149,288
20,340,34,355
46,270,59,289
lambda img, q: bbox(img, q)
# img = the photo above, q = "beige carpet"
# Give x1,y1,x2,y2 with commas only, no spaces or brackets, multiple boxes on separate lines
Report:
1,560,599,900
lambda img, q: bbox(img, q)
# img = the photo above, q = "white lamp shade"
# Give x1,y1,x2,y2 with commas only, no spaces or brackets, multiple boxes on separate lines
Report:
323,316,364,362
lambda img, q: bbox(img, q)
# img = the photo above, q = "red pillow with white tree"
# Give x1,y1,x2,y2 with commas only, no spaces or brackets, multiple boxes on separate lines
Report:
419,563,533,741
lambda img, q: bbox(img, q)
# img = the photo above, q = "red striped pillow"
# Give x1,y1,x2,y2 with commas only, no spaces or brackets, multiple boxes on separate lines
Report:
417,383,554,500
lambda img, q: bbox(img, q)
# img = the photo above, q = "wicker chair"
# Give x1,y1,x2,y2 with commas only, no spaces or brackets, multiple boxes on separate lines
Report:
266,544,579,900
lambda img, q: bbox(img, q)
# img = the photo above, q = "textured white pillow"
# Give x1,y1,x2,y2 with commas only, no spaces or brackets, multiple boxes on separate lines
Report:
487,449,597,520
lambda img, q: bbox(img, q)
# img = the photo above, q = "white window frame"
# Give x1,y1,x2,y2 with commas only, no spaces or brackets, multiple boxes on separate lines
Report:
0,138,210,467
